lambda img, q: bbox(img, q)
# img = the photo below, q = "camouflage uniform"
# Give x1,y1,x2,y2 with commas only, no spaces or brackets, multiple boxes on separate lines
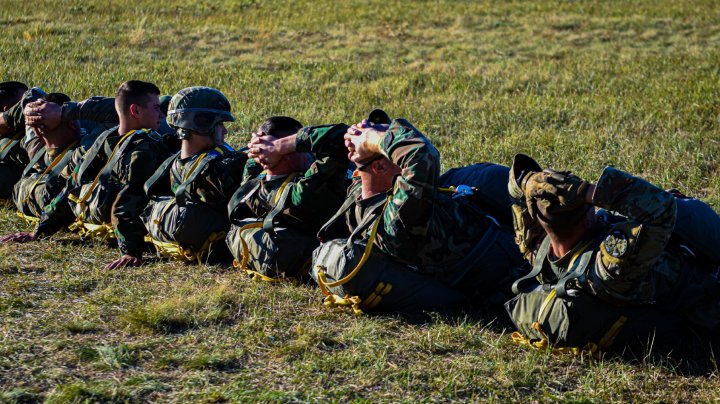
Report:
312,118,524,312
226,123,351,279
142,86,247,261
506,163,720,350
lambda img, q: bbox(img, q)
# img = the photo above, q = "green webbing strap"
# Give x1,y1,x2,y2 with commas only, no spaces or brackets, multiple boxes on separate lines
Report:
228,178,261,220
97,130,145,184
317,184,362,241
47,145,77,181
174,147,226,206
144,153,178,200
262,181,294,235
512,236,552,295
555,236,600,298
23,146,46,176
0,132,23,160
75,127,115,185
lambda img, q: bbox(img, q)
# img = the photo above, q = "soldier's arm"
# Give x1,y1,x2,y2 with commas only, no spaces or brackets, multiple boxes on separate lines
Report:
211,151,250,202
374,119,439,250
112,144,159,258
0,88,46,136
285,124,351,230
589,167,676,294
60,96,118,125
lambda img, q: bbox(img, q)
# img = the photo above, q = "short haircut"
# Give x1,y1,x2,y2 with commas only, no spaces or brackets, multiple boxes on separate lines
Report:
42,92,71,105
0,81,29,109
259,116,303,138
115,80,160,114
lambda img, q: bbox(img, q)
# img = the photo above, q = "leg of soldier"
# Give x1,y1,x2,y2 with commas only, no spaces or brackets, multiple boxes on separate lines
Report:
673,197,720,264
440,163,512,227
0,163,22,199
314,244,467,313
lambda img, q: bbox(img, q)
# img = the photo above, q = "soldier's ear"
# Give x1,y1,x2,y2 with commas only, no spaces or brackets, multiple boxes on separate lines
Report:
129,103,140,119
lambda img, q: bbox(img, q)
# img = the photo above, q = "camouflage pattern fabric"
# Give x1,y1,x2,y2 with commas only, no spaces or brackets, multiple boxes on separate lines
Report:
61,96,175,137
319,118,524,291
143,147,248,258
509,166,720,348
166,87,234,135
227,123,351,278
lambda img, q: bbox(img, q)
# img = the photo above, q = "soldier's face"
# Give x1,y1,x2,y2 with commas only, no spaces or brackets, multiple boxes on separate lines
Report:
213,123,227,145
134,94,163,131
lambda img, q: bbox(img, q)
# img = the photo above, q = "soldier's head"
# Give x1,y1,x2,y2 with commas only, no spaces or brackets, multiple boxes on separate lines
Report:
167,86,235,150
533,198,595,242
0,81,28,111
115,80,162,131
357,154,401,194
255,116,310,173
32,92,80,139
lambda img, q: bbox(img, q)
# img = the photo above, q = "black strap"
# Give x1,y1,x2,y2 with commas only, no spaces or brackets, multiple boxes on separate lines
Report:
344,195,387,250
144,153,178,199
23,146,46,176
97,130,144,185
228,178,262,220
174,148,225,205
0,132,23,160
512,236,552,294
262,181,294,235
75,127,116,185
318,184,362,240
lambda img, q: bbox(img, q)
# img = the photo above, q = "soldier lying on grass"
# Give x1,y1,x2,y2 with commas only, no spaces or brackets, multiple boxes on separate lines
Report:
310,112,526,313
506,154,720,353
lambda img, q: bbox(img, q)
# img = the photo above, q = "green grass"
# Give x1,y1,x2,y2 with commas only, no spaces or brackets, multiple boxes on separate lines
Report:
2,0,720,401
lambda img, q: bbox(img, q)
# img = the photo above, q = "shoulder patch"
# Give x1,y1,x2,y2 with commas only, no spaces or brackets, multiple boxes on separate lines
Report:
603,230,628,258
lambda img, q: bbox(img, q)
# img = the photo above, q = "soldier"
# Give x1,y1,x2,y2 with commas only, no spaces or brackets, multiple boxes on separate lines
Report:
505,154,720,353
226,115,351,280
0,81,29,199
310,113,525,313
0,92,95,243
142,86,248,262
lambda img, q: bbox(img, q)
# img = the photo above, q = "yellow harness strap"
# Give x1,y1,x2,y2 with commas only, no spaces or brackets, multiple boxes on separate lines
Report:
232,172,300,282
72,130,137,210
145,231,226,263
22,140,79,205
68,220,115,240
0,132,23,155
511,240,627,357
315,197,391,315
16,211,40,225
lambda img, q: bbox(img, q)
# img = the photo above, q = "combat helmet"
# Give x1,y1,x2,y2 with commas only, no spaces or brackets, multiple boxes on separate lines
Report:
166,86,235,139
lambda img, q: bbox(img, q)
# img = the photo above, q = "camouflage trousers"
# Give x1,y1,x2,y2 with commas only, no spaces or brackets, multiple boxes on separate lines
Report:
0,162,22,200
226,220,318,280
142,198,230,260
311,239,467,313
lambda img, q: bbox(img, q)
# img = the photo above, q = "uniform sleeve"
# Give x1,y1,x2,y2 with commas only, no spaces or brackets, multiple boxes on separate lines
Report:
196,152,249,208
589,166,676,295
2,88,46,133
112,143,160,257
61,97,118,125
374,119,440,254
285,124,351,231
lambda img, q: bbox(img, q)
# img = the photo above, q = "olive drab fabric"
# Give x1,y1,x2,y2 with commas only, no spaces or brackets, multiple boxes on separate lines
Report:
226,123,351,280
0,130,28,199
312,118,525,313
143,144,248,261
59,96,175,137
508,158,720,351
62,126,175,255
166,87,235,137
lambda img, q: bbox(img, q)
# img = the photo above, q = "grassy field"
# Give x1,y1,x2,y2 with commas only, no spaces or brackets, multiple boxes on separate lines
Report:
1,0,720,401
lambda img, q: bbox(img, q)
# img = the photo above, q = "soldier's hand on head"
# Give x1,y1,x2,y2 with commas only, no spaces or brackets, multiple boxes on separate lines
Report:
344,125,383,165
105,254,142,270
247,133,278,168
524,170,591,218
0,232,36,244
24,100,61,132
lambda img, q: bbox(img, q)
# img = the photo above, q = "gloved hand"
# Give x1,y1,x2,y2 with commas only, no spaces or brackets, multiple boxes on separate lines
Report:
524,169,590,220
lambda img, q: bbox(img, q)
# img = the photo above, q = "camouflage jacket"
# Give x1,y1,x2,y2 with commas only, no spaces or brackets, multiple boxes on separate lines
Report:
15,131,96,226
75,126,173,256
229,124,350,235
319,119,495,281
514,167,695,305
147,145,248,215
